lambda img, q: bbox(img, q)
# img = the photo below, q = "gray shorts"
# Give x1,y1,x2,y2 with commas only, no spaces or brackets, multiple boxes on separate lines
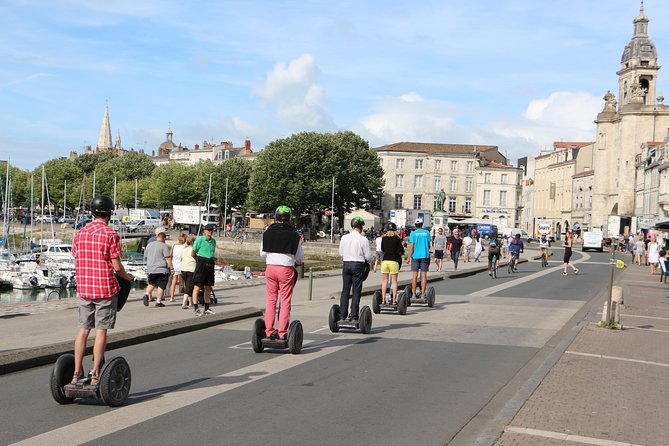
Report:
77,294,118,329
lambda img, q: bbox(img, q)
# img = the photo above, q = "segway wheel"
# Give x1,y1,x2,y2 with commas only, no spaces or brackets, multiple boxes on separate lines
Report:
252,318,265,353
427,286,436,308
397,292,407,315
372,290,382,314
50,353,76,404
359,306,372,334
404,285,412,301
99,357,131,407
328,304,340,333
288,320,303,354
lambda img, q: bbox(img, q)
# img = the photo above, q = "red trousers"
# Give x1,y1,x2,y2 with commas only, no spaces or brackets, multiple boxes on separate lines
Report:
264,265,297,338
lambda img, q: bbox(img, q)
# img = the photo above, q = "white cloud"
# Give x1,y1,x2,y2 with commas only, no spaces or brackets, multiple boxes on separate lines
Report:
350,90,602,162
254,54,336,131
351,93,458,144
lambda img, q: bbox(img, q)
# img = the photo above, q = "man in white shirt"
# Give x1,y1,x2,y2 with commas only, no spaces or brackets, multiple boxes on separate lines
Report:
260,206,304,340
462,232,473,262
373,229,384,273
339,216,373,322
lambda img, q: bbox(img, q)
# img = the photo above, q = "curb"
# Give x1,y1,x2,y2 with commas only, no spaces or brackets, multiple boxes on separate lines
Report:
0,306,261,375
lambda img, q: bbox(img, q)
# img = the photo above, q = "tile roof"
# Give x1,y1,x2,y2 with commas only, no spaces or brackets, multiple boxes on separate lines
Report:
374,141,498,154
553,141,594,149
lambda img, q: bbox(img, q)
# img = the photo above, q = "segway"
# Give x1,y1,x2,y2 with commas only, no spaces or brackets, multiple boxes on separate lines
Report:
50,354,131,407
328,304,372,334
251,318,303,354
372,275,408,315
197,288,217,305
404,270,436,307
50,274,133,407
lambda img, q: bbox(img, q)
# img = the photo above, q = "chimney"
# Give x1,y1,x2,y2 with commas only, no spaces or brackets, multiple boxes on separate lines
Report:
194,144,199,151
245,139,251,152
151,150,155,156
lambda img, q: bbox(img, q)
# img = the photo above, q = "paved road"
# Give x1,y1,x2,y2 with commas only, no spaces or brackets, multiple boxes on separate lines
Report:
1,249,613,446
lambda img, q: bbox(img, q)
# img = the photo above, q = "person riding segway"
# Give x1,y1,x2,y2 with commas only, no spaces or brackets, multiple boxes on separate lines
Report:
50,195,135,407
329,216,373,333
373,222,408,314
252,206,305,353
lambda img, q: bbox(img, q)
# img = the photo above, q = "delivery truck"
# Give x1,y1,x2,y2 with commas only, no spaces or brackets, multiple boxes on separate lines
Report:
173,205,218,233
389,209,432,229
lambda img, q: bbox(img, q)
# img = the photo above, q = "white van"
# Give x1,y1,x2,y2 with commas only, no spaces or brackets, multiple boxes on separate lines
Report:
126,219,161,233
582,230,604,252
504,227,532,242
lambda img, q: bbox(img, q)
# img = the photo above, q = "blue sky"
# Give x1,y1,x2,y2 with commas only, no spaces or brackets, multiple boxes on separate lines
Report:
1,0,667,169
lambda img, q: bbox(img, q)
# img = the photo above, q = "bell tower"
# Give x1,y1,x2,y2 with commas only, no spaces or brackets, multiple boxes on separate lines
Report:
617,2,659,107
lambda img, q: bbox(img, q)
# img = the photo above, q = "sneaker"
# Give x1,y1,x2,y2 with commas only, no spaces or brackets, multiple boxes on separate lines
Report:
155,301,165,307
143,294,149,307
181,305,190,310
194,309,202,317
269,329,279,340
169,297,175,302
203,309,216,315
351,317,359,323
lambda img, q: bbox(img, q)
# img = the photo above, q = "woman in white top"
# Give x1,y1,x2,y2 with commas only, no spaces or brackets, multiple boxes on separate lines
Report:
169,232,187,302
180,235,197,309
647,235,660,275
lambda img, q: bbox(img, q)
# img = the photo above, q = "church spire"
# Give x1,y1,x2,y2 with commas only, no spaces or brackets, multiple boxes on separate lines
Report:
97,103,113,151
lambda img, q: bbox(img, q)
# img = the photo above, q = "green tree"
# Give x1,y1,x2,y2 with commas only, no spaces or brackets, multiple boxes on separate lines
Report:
247,131,384,224
212,157,253,218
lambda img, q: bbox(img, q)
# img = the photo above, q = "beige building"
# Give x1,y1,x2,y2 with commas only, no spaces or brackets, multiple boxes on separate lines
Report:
571,143,595,233
374,142,522,223
592,4,669,230
532,142,593,236
635,141,667,225
475,161,522,228
151,128,256,166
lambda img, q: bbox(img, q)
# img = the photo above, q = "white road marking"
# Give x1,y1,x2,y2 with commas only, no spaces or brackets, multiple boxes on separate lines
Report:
565,350,669,368
11,340,355,446
505,426,644,446
309,326,332,334
622,326,669,334
620,314,669,322
469,252,591,297
230,339,317,350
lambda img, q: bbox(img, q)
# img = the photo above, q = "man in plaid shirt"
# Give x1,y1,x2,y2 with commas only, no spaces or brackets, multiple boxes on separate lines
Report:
71,195,133,385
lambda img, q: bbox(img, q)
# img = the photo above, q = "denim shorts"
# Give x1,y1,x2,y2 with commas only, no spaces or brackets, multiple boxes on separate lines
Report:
411,258,430,272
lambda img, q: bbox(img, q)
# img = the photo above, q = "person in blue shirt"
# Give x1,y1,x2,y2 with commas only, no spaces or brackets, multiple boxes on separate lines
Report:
508,233,524,271
405,218,433,297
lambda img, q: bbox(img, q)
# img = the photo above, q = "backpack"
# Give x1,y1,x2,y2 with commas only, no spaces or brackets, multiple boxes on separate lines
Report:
489,238,498,248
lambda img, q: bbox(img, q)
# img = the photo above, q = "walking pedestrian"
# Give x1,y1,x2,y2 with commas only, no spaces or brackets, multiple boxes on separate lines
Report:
562,230,579,276
191,224,217,316
406,218,432,297
373,229,384,273
634,235,645,265
143,226,173,308
474,234,483,262
380,222,404,304
338,216,373,322
71,195,134,384
449,228,463,270
433,227,447,272
462,232,473,262
180,235,196,309
648,235,660,275
168,232,187,302
260,206,304,340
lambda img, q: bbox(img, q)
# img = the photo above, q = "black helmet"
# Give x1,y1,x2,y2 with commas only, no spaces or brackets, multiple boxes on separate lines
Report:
275,205,291,223
351,216,365,229
385,222,397,232
90,195,114,216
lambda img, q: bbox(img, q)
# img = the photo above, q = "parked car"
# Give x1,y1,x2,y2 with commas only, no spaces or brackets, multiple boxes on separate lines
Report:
73,213,93,229
58,215,76,224
35,215,54,223
126,219,161,233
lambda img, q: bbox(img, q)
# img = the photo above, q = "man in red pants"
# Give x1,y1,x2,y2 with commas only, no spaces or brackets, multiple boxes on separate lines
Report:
260,206,304,340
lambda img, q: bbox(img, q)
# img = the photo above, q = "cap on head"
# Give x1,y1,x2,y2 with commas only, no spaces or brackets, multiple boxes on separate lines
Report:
414,218,423,225
274,205,291,223
385,222,397,232
204,224,215,231
90,195,114,217
351,216,365,229
155,226,167,236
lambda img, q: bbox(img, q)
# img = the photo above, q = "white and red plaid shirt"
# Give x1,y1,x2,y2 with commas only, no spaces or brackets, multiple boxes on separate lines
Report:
73,220,121,299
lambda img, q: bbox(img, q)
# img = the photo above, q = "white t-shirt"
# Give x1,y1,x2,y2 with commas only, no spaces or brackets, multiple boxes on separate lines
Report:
463,236,473,247
375,236,383,252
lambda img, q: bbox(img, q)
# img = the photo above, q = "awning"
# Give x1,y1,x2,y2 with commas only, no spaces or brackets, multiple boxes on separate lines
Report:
654,219,669,229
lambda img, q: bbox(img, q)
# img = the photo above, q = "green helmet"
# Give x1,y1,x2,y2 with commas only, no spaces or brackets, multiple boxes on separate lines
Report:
351,216,365,229
275,205,291,223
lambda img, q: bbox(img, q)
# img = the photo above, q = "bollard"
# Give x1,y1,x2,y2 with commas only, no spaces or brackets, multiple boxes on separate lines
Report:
308,267,313,301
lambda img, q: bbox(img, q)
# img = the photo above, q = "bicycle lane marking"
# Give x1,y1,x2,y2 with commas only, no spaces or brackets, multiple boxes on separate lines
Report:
10,338,356,446
468,251,592,297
